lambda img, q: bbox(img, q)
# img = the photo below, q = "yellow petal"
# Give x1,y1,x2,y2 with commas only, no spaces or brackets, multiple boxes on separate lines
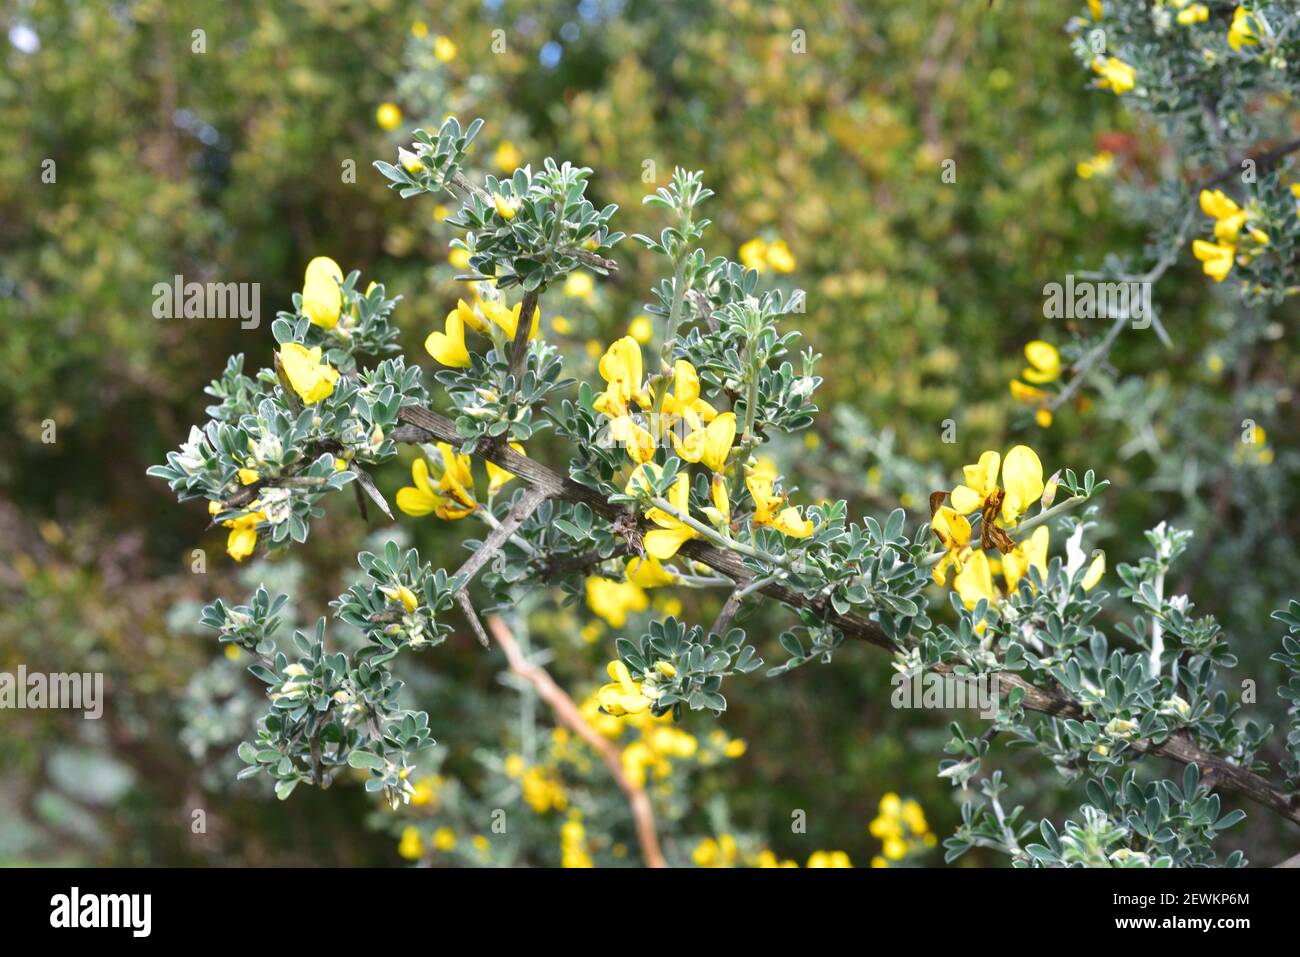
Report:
1000,445,1044,523
644,526,696,560
702,413,736,472
1082,550,1106,591
302,257,343,329
425,310,471,367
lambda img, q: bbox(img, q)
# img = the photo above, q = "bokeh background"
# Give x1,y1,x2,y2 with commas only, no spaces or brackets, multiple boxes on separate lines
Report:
2,0,1297,866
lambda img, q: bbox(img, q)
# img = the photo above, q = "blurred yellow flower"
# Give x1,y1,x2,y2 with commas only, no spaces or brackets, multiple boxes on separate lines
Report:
1092,56,1135,94
376,102,402,131
494,140,521,172
585,576,649,627
434,35,457,62
1228,6,1259,50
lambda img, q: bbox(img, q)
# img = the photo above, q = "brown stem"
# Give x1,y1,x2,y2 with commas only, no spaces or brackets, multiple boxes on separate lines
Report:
506,287,541,396
393,405,1300,829
487,615,667,868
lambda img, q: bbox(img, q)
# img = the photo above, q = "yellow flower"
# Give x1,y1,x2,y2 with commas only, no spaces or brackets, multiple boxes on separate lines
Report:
1021,341,1060,384
746,469,814,538
765,238,796,273
708,473,731,527
1082,550,1106,590
237,467,259,485
806,850,852,868
641,470,699,559
376,102,402,131
433,35,457,62
494,140,521,172
432,827,456,851
626,556,678,588
223,509,265,561
381,583,419,614
564,271,594,300
395,447,477,520
609,414,656,465
1000,446,1045,524
1009,380,1049,405
301,256,343,329
410,778,438,807
410,21,428,38
492,192,518,220
739,238,768,271
449,246,472,270
949,450,1001,516
1087,0,1103,18
1092,56,1136,94
672,410,736,472
931,506,973,587
628,314,654,343
486,443,525,498
1192,239,1235,282
953,550,998,609
1003,525,1049,592
1227,6,1259,50
1076,150,1115,179
661,360,717,423
424,304,472,368
479,299,540,341
278,342,339,405
593,336,649,418
1176,3,1208,25
596,660,653,716
398,826,423,860
585,576,649,627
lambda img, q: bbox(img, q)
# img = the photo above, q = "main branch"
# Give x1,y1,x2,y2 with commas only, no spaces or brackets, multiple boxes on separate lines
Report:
392,406,1300,829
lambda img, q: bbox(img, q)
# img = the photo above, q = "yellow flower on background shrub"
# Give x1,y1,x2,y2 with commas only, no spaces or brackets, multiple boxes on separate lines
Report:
1092,56,1136,94
398,826,422,860
564,271,594,300
494,140,521,172
433,35,457,62
1228,5,1259,50
585,576,649,627
869,793,935,865
1076,150,1114,179
807,850,852,868
1020,341,1060,384
278,342,339,405
1193,239,1235,282
376,102,402,131
739,237,796,273
625,556,678,588
301,256,344,329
